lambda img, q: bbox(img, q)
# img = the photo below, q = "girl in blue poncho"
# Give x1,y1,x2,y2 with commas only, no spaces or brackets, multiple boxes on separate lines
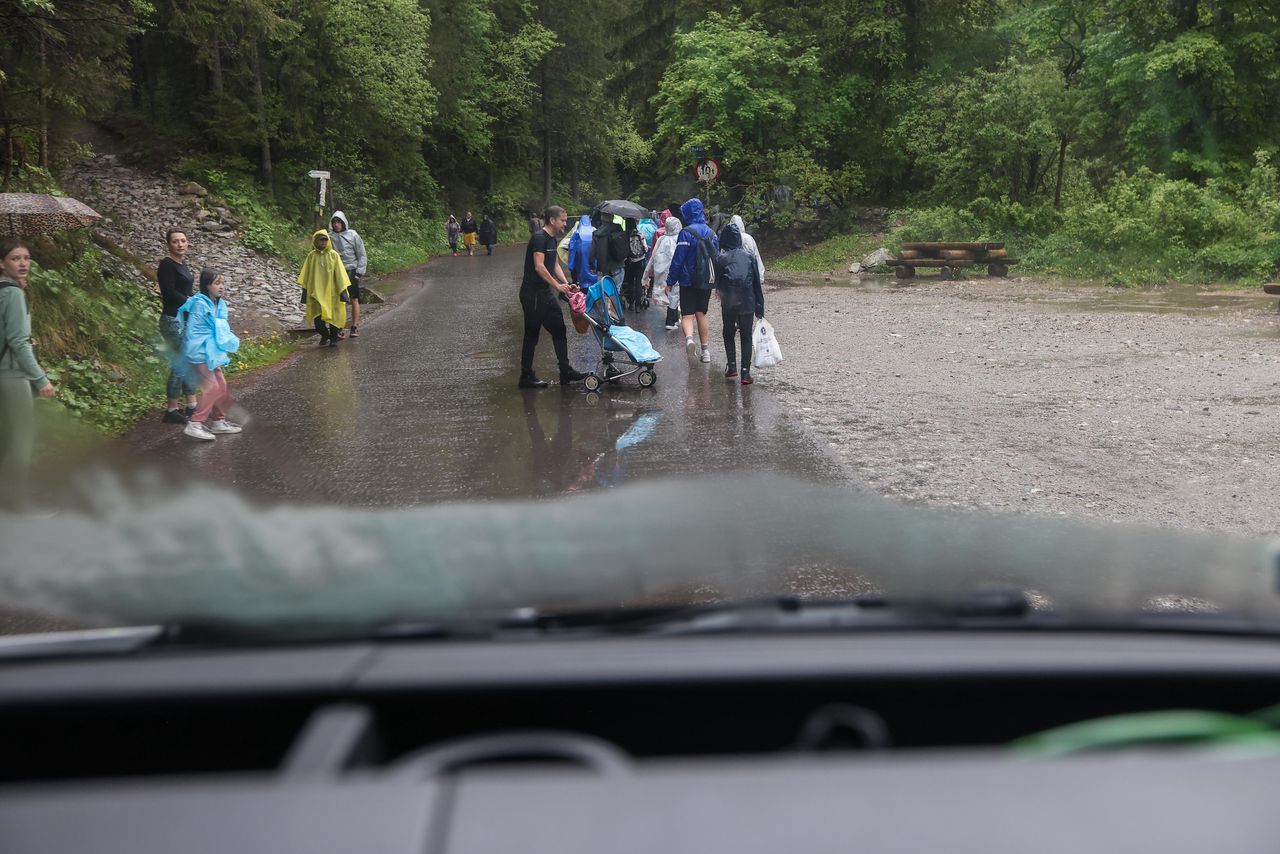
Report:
178,268,242,441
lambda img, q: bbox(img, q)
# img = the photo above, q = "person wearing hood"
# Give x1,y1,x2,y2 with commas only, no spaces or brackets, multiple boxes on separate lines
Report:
479,214,498,256
590,210,627,285
0,239,57,512
730,214,765,286
638,213,658,252
714,223,764,385
643,215,682,330
667,198,720,364
446,215,461,256
461,211,478,256
566,214,596,288
329,211,367,338
297,230,351,347
177,268,242,441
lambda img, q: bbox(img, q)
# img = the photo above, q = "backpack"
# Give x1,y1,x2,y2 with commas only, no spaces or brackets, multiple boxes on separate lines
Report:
627,230,647,264
608,229,631,268
691,232,716,288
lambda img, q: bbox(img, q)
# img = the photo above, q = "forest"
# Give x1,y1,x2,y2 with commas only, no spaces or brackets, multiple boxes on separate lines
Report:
4,0,1280,282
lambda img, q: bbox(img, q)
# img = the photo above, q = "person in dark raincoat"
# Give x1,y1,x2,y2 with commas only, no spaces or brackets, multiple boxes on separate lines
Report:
479,214,498,256
714,222,764,384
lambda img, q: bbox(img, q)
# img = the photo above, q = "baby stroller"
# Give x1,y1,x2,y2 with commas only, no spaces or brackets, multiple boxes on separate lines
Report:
577,276,662,391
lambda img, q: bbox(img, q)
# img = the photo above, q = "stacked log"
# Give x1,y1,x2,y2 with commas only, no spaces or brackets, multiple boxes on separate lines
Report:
890,242,1020,280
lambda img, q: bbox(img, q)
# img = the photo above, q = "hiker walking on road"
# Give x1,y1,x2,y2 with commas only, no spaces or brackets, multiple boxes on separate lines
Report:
528,211,543,236
668,198,719,364
298,230,351,347
446,215,461,256
644,215,681,330
461,211,478,256
0,239,57,512
518,205,586,389
715,223,764,385
329,211,367,338
178,268,242,441
730,214,765,287
157,228,198,423
479,214,498,256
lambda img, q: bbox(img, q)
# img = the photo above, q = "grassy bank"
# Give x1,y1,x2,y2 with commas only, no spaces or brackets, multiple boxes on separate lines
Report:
777,162,1280,287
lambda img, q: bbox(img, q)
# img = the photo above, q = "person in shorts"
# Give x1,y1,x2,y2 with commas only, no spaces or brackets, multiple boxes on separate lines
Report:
329,211,367,337
667,198,719,364
461,211,478,256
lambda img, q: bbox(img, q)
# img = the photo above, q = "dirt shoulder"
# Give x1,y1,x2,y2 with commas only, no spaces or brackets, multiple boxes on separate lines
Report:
764,273,1280,537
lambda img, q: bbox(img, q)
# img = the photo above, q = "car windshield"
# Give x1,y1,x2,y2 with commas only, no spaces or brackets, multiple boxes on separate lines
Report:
1,0,1278,637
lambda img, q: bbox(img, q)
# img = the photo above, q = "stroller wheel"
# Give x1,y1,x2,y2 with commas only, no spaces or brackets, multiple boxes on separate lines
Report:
638,369,657,388
583,373,602,392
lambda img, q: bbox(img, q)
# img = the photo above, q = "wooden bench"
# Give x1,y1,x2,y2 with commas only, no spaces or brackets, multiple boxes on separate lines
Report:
891,242,1020,279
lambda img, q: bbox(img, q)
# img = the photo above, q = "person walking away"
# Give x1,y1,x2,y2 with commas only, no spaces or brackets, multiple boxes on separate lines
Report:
0,239,57,512
157,228,199,423
519,205,586,389
177,269,242,441
714,223,764,385
590,211,627,287
329,211,367,338
461,211,478,256
622,217,648,311
446,215,461,256
297,230,351,346
731,214,765,288
479,214,498,256
638,211,658,253
567,214,596,288
529,211,543,236
667,198,719,364
644,215,681,330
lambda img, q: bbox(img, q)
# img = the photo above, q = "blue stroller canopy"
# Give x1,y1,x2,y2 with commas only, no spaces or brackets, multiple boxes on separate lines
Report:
584,277,663,364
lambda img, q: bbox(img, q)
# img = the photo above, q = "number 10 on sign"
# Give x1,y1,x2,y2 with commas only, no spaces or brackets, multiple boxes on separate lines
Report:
695,159,721,184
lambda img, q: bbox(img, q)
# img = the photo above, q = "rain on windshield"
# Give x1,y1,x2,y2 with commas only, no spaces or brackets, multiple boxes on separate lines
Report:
1,0,1279,631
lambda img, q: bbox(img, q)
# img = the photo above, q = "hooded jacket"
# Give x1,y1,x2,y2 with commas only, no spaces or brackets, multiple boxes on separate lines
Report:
479,216,497,244
0,279,49,390
730,214,764,285
637,216,657,251
297,230,351,328
447,217,461,241
567,215,597,287
714,224,764,318
668,198,719,290
328,211,368,276
177,291,240,371
643,216,681,289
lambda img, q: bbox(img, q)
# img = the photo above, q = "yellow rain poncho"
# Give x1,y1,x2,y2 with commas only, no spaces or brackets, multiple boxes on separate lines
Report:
297,230,350,328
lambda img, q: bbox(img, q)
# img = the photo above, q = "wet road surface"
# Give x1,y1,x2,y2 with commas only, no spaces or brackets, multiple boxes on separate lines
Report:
123,246,843,505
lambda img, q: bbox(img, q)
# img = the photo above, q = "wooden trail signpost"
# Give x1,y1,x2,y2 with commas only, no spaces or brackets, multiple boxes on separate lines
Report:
891,242,1020,280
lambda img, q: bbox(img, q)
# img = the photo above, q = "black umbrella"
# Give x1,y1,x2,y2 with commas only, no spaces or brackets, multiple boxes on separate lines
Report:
592,199,649,221
0,193,101,236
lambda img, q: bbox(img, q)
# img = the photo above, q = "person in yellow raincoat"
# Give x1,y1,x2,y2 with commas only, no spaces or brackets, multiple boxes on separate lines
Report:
297,230,351,346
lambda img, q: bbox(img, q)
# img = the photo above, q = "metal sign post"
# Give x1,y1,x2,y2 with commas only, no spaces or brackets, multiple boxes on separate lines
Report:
308,169,330,231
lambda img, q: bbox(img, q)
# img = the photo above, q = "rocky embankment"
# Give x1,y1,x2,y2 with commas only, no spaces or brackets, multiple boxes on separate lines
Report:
66,153,305,332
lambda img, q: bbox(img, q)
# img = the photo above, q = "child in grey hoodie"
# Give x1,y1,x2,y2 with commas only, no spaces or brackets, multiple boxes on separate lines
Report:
329,211,368,337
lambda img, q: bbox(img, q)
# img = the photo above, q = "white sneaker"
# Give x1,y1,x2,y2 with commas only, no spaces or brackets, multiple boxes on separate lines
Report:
665,324,678,331
699,344,711,363
686,337,698,362
184,421,216,441
208,419,243,435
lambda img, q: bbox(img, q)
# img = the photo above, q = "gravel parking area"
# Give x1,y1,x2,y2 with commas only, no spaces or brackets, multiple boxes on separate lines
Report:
764,274,1280,537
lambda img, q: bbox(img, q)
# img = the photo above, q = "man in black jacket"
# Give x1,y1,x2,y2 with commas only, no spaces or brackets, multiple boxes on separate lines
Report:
461,212,478,256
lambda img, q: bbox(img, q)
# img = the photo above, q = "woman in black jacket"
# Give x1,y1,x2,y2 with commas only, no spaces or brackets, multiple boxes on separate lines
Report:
479,215,498,256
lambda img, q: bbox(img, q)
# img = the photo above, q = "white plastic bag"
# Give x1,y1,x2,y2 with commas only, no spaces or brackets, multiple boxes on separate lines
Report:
652,284,669,307
752,319,783,369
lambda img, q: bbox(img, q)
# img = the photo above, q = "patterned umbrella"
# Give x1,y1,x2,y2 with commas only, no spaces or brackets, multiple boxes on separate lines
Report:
0,193,101,236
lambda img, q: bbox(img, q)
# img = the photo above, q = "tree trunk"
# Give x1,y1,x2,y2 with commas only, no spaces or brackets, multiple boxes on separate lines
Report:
250,44,273,194
2,120,13,189
210,37,224,95
570,156,579,200
541,61,551,208
1054,136,1069,208
38,29,49,170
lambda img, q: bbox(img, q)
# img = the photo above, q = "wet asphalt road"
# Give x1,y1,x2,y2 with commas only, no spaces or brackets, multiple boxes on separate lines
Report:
125,245,842,506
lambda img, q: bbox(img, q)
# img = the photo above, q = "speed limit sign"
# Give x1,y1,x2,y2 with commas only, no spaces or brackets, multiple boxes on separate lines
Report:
695,159,721,183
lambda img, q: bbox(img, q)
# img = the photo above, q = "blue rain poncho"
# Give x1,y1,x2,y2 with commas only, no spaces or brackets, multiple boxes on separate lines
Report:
178,292,240,371
567,215,597,287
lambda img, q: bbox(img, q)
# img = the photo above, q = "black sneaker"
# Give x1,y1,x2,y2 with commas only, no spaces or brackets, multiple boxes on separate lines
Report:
162,408,189,424
184,405,197,418
560,368,586,384
518,374,548,389
725,364,738,379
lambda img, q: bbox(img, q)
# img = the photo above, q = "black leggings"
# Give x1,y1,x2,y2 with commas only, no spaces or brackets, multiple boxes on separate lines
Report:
520,286,569,374
314,316,339,340
722,308,753,370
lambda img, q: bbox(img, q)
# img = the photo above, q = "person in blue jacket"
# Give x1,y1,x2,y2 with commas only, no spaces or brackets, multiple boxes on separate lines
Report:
177,268,242,441
667,198,719,364
566,214,597,287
